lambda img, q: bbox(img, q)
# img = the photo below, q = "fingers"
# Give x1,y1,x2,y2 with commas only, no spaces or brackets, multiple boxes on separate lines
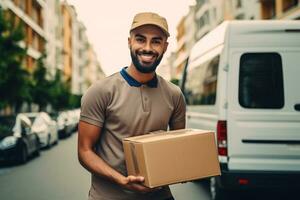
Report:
122,175,160,193
127,175,144,183
129,183,155,193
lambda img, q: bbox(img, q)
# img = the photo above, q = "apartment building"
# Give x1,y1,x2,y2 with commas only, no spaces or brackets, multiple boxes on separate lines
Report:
61,2,73,83
0,0,46,72
61,1,105,95
173,16,187,79
2,0,105,95
44,0,63,79
71,20,88,95
83,45,105,91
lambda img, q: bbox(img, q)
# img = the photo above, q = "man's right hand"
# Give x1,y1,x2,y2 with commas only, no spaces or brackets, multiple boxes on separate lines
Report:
118,175,156,193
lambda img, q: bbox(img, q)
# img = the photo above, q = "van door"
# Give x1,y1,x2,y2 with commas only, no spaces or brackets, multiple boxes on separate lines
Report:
227,51,300,172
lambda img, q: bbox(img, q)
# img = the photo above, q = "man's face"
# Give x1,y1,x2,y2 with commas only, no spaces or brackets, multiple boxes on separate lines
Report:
128,25,169,73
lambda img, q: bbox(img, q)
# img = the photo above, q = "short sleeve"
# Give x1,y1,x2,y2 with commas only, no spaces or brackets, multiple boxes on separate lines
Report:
169,91,186,130
80,83,109,127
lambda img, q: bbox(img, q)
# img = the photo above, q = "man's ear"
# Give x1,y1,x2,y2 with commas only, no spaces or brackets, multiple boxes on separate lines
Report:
163,41,169,53
128,37,131,49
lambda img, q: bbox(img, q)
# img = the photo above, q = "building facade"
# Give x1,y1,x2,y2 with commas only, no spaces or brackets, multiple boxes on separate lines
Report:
61,1,73,83
1,0,106,93
44,0,63,79
0,0,46,72
71,20,89,95
83,45,105,91
173,16,187,79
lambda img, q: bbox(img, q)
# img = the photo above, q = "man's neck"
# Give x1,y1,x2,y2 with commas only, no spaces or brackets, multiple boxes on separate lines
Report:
127,64,156,83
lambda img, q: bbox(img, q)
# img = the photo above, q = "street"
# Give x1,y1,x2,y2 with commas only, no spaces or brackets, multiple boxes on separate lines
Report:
0,132,210,200
0,132,297,200
0,133,89,200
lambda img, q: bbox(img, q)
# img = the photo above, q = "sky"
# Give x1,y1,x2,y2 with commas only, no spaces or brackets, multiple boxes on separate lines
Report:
67,0,195,76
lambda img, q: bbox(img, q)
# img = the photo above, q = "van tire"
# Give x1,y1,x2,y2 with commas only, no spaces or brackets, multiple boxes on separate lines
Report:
210,177,229,200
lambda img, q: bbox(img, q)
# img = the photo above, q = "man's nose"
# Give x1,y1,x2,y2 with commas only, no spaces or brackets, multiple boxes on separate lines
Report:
143,41,152,51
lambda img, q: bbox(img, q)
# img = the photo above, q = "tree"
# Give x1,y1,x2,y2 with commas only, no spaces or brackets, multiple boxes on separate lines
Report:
30,55,52,111
170,78,179,86
47,71,71,111
0,7,31,112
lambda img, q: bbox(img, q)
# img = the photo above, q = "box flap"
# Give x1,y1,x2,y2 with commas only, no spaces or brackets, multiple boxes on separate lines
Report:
123,129,214,143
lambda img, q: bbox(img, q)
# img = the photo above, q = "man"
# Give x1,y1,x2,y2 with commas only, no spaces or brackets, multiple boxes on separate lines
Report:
78,12,186,200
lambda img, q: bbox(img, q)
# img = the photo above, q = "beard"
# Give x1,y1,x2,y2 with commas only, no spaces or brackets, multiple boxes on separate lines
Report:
130,48,164,74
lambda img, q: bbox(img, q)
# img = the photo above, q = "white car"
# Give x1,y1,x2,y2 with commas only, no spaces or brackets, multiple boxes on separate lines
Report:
25,112,59,148
0,114,40,164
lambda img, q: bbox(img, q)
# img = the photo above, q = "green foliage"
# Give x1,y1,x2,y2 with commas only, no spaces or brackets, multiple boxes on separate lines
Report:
0,7,31,111
47,71,81,111
170,78,179,86
68,94,81,109
30,54,52,110
0,7,81,113
30,57,81,111
47,71,70,111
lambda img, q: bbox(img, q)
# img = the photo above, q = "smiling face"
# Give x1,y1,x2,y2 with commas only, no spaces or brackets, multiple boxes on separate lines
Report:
128,24,169,73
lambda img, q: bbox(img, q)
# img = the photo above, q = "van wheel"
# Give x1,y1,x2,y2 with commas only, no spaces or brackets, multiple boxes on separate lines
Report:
210,177,228,200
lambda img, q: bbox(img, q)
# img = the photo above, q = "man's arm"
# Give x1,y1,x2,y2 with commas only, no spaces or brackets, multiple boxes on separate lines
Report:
77,120,153,192
169,91,186,130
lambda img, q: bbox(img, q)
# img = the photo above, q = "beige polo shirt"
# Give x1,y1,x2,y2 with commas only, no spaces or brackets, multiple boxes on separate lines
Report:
80,68,186,200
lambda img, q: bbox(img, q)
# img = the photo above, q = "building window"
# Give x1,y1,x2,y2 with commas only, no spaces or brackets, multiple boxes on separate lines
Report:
196,0,206,9
32,31,39,50
239,53,284,109
261,0,276,19
18,0,26,12
38,35,44,52
282,0,298,12
236,13,245,19
198,10,210,29
236,0,242,8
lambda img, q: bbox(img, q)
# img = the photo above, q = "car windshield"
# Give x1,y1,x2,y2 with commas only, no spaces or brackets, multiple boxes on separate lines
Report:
0,116,16,138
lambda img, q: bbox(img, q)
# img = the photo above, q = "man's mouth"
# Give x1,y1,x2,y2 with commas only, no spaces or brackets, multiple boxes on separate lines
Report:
139,54,155,63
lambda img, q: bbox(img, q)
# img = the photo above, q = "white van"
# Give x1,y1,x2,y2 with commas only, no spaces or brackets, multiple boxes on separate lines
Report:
181,21,300,200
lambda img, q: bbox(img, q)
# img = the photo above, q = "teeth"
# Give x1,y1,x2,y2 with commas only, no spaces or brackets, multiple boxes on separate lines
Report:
140,54,154,62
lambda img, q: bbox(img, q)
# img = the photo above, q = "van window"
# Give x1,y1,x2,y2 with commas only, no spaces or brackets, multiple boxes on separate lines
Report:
239,53,284,109
184,55,220,105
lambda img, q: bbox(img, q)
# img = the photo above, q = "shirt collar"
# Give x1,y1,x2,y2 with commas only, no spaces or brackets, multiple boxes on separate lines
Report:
120,67,158,88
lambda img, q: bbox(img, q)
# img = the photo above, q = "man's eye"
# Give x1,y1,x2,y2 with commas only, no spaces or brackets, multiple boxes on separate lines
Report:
153,40,161,45
136,38,144,42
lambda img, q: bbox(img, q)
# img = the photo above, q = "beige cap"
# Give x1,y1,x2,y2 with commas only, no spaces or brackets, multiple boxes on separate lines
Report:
130,12,170,37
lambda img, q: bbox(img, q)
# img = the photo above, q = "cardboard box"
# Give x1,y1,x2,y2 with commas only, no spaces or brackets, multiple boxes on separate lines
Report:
123,129,221,188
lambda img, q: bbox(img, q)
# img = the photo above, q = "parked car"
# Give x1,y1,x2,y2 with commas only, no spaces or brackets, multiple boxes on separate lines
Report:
0,114,40,164
181,21,300,200
25,112,59,148
56,111,72,138
69,109,80,132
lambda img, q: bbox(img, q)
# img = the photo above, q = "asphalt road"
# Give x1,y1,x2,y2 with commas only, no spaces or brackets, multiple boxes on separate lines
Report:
0,133,295,200
0,133,210,200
